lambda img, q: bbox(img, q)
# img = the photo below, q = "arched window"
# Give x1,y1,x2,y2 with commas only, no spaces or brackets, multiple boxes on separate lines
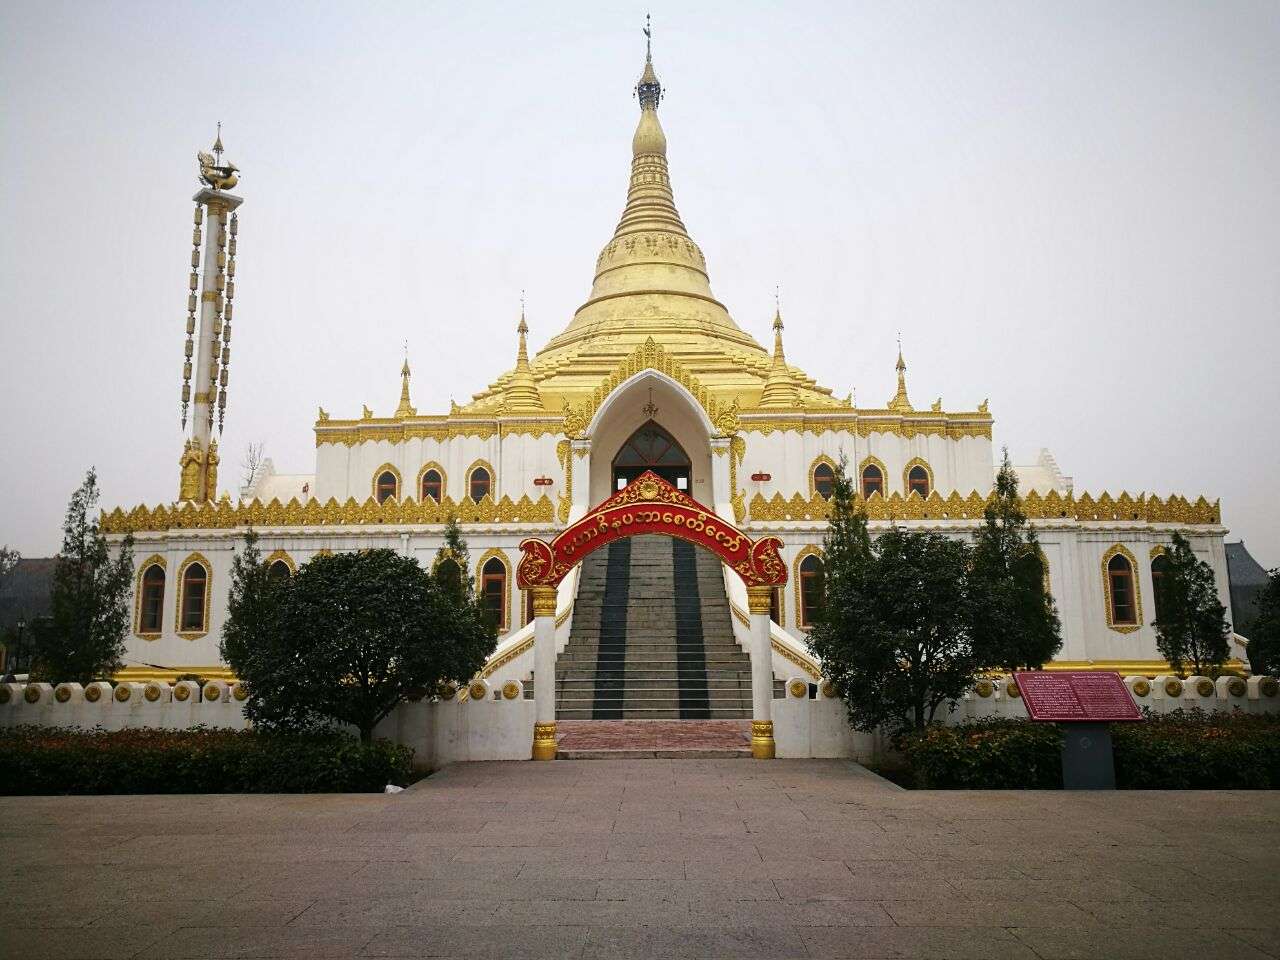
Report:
1151,552,1171,623
267,559,292,583
178,558,209,635
860,464,884,499
480,556,507,631
420,468,443,503
907,465,930,497
469,466,492,503
138,563,165,635
797,553,825,629
375,470,398,504
812,461,836,500
1107,553,1137,626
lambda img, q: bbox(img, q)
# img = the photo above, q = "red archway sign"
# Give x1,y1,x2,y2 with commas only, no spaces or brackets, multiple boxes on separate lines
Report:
517,471,787,590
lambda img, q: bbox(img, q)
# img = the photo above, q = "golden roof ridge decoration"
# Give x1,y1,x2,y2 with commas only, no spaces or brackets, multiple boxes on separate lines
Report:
101,493,557,534
745,489,1221,525
561,336,741,439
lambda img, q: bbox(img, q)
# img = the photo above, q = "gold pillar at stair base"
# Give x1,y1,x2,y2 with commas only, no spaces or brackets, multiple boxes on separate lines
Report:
531,584,558,760
746,584,776,759
751,720,776,760
532,721,558,762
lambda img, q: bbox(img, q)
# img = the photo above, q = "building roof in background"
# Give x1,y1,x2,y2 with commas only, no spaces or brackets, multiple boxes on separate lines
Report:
1226,541,1272,634
0,557,57,631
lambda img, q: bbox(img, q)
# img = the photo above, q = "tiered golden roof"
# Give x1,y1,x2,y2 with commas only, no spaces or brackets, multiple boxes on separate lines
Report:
458,43,843,416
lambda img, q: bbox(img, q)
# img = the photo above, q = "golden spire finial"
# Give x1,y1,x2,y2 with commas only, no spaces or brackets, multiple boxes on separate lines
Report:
758,291,799,409
887,336,913,412
213,122,224,163
516,293,531,366
636,14,662,111
394,346,416,419
504,295,544,412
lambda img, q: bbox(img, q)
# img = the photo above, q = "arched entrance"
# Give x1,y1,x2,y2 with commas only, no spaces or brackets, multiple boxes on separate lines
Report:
518,471,786,761
611,420,692,492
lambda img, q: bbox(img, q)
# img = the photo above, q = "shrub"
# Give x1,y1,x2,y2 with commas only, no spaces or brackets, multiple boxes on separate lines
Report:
1111,709,1280,789
895,719,1063,789
0,726,413,795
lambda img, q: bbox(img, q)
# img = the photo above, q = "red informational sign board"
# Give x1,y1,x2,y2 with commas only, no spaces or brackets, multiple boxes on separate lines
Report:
1014,671,1143,722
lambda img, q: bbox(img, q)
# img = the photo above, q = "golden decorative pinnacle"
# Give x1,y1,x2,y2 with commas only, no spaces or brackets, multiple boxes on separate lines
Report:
395,353,417,419
505,297,544,412
758,296,799,409
887,338,913,412
198,123,239,191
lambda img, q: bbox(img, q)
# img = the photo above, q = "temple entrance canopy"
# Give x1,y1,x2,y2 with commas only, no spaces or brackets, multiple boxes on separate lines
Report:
518,472,786,762
517,471,786,591
612,420,691,492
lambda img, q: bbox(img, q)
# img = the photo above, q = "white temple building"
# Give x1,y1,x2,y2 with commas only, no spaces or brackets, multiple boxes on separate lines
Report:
104,40,1239,707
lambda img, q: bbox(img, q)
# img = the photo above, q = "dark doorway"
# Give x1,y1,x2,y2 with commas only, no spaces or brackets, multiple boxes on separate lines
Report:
611,420,692,492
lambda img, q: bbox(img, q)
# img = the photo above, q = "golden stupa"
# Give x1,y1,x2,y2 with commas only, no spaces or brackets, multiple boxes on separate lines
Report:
459,45,843,417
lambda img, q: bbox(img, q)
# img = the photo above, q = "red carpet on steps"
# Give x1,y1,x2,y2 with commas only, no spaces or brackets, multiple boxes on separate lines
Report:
555,719,750,754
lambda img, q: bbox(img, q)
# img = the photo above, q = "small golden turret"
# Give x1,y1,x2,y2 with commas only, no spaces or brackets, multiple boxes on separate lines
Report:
886,341,913,412
394,354,417,419
504,303,545,413
758,303,800,408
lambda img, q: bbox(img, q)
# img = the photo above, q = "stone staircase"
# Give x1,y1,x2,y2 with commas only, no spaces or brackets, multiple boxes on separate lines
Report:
553,534,755,719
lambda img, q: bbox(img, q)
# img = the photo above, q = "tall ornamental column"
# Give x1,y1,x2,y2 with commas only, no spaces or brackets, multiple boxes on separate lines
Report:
531,585,558,760
745,585,775,759
178,131,242,502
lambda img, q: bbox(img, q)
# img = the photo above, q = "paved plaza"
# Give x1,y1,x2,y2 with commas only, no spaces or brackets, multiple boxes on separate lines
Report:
2,759,1278,959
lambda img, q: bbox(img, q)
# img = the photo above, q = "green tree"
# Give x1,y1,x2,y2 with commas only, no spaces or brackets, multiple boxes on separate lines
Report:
1243,568,1279,676
219,530,279,674
1152,532,1231,677
807,461,980,732
434,515,472,601
970,450,1062,671
224,548,495,743
30,469,134,683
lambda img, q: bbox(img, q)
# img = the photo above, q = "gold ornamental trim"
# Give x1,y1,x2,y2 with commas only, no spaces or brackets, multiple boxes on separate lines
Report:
370,463,402,502
101,493,557,533
560,337,742,440
474,548,511,633
738,411,993,441
745,585,774,615
1101,543,1143,634
532,721,557,761
264,549,297,575
750,719,775,760
175,552,212,640
531,585,558,618
315,417,564,448
133,554,167,640
747,488,1221,525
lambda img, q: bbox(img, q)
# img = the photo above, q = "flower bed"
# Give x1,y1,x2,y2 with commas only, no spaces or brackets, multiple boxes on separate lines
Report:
0,726,413,795
895,711,1280,789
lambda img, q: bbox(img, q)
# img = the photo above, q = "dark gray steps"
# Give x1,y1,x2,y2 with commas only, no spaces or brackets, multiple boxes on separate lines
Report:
553,533,757,721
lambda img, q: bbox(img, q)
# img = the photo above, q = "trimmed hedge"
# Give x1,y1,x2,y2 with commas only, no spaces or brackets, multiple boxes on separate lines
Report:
0,726,413,795
896,718,1063,789
896,711,1280,789
1112,710,1280,789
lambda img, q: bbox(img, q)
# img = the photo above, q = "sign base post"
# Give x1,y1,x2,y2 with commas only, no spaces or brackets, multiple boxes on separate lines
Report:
1060,722,1116,790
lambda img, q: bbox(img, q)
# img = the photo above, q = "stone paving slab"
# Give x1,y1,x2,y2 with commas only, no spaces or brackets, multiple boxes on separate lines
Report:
1,759,1278,959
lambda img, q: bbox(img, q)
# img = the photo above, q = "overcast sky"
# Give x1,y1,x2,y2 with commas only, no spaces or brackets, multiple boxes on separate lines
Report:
1,1,1277,566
